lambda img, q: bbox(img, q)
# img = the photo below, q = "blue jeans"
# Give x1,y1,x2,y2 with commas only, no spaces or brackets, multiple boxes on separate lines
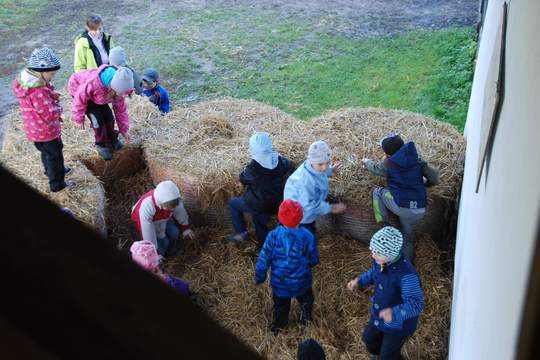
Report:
157,219,180,256
229,197,270,248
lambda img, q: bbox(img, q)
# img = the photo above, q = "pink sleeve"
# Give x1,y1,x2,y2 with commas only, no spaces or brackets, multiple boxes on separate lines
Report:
112,97,129,134
71,82,91,125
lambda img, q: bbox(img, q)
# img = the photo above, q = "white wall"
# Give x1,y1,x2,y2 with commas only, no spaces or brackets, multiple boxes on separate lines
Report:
449,1,540,359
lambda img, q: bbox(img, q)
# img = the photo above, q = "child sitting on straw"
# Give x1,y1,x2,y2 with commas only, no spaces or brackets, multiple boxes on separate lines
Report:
68,64,134,161
361,134,439,262
228,132,294,248
347,226,424,360
141,68,170,113
13,48,76,192
255,199,319,334
131,180,195,257
284,140,346,236
130,240,191,296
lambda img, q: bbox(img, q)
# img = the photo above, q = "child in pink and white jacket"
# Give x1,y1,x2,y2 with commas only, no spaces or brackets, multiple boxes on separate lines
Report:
68,64,133,161
13,48,75,192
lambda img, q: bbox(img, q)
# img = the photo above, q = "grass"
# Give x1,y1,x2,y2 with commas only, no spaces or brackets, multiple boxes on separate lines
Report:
0,0,46,34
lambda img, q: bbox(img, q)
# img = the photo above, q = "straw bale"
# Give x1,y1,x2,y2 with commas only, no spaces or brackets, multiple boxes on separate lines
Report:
167,230,451,359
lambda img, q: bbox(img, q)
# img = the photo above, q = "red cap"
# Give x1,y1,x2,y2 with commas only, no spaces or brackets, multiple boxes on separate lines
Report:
278,199,303,228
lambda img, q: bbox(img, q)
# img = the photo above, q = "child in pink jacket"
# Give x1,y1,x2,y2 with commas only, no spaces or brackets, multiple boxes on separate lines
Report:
13,48,76,192
68,64,134,160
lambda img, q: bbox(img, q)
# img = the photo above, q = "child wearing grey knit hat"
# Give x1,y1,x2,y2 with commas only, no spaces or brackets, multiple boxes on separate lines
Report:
109,47,142,95
347,226,424,359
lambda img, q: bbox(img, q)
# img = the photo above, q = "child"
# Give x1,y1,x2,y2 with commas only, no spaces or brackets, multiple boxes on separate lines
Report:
347,226,424,360
68,64,134,160
130,240,191,296
255,199,319,334
74,14,114,72
228,132,294,248
108,46,143,95
131,180,195,257
141,68,170,113
297,339,326,360
283,140,346,236
361,134,439,261
13,48,76,192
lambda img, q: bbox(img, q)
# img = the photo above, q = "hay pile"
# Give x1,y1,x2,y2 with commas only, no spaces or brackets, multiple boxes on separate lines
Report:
143,99,464,210
168,231,452,359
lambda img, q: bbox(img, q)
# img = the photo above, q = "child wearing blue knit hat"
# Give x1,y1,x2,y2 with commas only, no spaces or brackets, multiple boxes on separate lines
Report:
347,226,424,360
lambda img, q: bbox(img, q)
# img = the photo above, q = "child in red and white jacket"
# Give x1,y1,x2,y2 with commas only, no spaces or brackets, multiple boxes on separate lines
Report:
131,180,195,257
13,48,75,192
68,64,133,161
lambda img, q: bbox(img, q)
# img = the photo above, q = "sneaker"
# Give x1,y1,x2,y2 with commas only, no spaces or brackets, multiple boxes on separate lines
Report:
112,139,124,151
227,232,248,244
96,146,113,161
51,180,77,193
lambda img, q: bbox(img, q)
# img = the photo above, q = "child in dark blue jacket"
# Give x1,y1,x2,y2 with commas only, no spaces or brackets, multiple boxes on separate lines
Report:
141,68,169,113
255,199,319,334
347,226,424,360
361,134,439,261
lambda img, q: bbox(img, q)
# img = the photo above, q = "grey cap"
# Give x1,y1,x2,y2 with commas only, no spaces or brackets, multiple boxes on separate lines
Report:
308,140,332,164
28,48,61,72
110,67,134,94
142,68,159,82
109,46,127,66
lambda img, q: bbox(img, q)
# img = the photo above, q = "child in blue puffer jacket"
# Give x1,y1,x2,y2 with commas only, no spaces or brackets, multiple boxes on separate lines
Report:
255,199,319,334
347,226,424,360
361,134,439,262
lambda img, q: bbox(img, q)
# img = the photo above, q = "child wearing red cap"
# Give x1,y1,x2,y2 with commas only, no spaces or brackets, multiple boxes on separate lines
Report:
255,199,320,334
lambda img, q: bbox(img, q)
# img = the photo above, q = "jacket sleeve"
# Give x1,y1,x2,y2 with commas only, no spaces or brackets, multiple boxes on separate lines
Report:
307,232,319,268
391,273,424,327
74,39,87,72
138,198,158,248
364,159,388,177
28,89,63,124
159,88,170,113
284,176,332,217
112,97,129,134
71,80,92,125
255,233,274,284
172,201,189,227
356,264,375,288
239,164,255,186
420,159,440,187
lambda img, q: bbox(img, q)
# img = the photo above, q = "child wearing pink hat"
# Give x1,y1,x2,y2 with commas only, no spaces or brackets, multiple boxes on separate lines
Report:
130,240,190,296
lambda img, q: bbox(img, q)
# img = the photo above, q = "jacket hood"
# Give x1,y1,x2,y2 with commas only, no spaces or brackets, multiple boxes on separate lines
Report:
154,181,181,206
389,142,419,168
14,69,46,97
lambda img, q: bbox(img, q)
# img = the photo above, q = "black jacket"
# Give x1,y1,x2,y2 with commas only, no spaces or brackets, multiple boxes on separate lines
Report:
240,156,294,215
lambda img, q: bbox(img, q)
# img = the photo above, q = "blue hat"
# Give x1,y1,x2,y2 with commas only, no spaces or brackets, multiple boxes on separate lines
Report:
249,132,278,169
142,68,159,82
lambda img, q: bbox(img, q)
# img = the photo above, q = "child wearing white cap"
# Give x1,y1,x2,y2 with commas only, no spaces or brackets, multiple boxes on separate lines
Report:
283,140,346,236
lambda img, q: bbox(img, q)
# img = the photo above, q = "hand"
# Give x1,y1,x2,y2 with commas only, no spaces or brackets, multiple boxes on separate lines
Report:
182,229,195,239
330,161,343,174
122,132,131,144
379,308,393,323
331,203,347,214
361,158,371,168
347,279,358,291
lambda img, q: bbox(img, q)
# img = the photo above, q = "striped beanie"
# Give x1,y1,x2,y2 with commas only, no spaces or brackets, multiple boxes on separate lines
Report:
369,226,403,259
28,48,61,72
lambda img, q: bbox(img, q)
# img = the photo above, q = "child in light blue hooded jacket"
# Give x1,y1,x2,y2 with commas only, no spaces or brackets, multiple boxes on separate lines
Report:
283,140,346,236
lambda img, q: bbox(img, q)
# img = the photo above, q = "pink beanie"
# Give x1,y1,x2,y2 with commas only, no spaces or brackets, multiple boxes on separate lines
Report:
130,240,160,270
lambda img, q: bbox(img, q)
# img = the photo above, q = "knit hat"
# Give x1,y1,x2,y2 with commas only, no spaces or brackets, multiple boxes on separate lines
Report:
142,68,159,82
308,140,332,164
28,48,61,72
130,240,160,271
110,67,134,94
278,199,303,228
369,226,403,259
154,180,181,206
297,339,326,360
380,134,404,155
249,132,279,170
109,46,127,66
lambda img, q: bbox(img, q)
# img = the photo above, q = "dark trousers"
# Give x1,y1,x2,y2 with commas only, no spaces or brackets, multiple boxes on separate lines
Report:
156,220,180,257
272,287,314,332
34,137,66,192
362,321,407,360
86,101,118,147
229,197,270,248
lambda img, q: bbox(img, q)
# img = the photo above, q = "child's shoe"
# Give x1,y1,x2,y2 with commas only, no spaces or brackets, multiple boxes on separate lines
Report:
112,139,124,151
227,232,248,244
52,180,77,193
96,145,113,161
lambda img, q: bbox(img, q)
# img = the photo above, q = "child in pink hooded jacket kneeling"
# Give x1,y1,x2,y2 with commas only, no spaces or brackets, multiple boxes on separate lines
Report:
68,64,133,160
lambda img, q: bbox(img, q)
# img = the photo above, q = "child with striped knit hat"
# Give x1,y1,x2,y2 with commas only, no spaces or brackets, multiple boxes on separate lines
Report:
347,226,424,360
